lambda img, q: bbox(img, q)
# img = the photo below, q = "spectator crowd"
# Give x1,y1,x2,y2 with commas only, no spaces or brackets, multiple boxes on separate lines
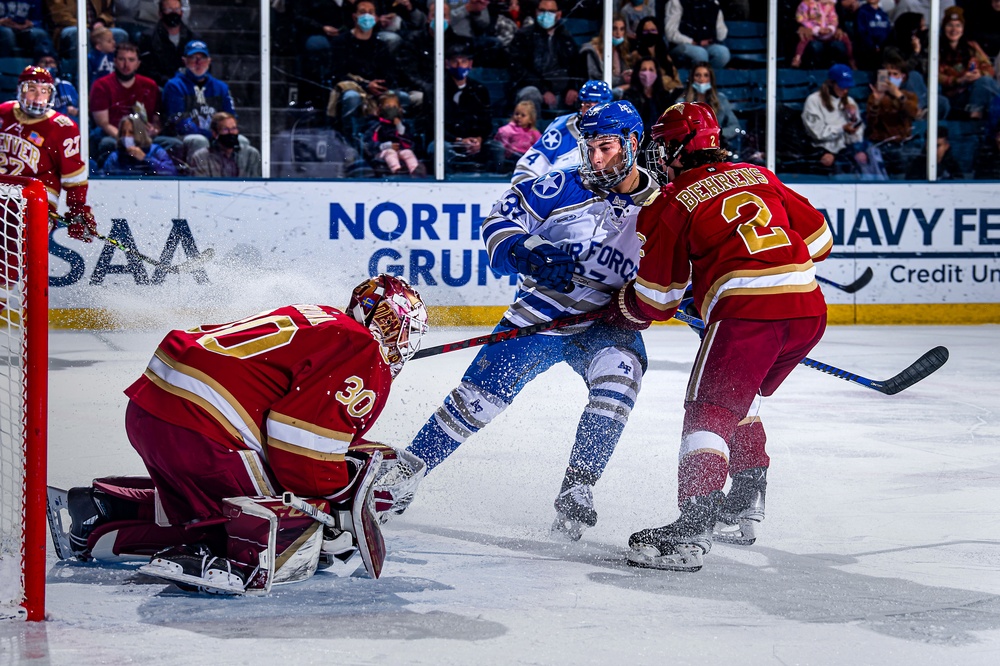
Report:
1,0,998,180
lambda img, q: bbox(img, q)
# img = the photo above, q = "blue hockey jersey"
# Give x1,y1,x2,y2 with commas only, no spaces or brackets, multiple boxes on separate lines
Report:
511,112,583,185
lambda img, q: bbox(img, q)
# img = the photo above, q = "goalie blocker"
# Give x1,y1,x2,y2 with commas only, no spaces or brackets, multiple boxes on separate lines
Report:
47,442,424,594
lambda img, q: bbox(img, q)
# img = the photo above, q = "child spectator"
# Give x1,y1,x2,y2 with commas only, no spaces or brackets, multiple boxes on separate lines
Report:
89,26,116,82
102,113,178,176
855,0,892,70
621,0,655,40
495,101,541,160
368,93,422,175
793,0,854,69
939,6,999,119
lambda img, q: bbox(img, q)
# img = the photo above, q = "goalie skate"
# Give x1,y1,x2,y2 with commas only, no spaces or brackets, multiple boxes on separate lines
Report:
140,545,249,595
45,486,74,560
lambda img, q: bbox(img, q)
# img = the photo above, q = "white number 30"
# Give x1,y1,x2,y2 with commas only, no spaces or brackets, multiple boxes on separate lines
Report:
335,376,377,418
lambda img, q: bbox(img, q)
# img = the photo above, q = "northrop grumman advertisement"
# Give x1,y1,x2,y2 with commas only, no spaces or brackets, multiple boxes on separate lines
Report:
47,180,1000,324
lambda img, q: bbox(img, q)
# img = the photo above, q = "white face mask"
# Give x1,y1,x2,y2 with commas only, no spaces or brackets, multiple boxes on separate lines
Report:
692,81,712,94
122,136,136,148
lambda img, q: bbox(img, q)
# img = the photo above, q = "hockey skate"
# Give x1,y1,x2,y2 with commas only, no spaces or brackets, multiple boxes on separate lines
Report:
627,491,725,572
713,467,766,546
46,485,114,561
551,483,597,542
45,487,74,560
140,544,253,595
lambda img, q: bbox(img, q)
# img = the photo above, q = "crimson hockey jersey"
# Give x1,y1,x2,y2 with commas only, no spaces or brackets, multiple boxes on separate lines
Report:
0,101,87,210
632,162,833,324
124,304,394,497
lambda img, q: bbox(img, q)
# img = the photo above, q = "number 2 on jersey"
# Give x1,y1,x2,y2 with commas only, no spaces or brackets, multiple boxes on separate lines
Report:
721,192,791,255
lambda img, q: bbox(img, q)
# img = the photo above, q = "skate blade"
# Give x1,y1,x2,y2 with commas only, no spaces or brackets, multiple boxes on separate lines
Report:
550,515,585,542
713,517,759,546
45,486,74,560
139,560,246,595
626,544,704,572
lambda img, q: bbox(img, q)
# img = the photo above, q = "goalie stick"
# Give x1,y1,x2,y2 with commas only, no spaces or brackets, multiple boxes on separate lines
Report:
49,211,215,274
411,309,606,359
816,267,874,294
671,310,949,395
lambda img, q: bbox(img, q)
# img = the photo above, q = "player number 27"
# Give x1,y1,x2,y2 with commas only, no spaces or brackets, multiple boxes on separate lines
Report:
63,136,80,158
335,376,376,418
721,192,791,255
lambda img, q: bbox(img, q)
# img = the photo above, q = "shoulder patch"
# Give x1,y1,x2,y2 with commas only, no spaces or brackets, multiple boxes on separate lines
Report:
532,171,566,199
540,127,562,151
54,115,75,127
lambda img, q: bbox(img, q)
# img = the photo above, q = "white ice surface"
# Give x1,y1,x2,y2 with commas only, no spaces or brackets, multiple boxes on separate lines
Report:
3,323,1000,665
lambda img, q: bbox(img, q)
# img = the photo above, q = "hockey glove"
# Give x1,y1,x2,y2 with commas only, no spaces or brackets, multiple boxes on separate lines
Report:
65,205,97,243
509,235,576,291
605,283,651,331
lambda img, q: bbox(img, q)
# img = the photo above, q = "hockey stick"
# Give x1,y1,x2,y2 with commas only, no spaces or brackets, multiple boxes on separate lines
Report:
282,492,338,528
816,267,874,294
411,309,606,359
671,309,949,395
49,211,215,274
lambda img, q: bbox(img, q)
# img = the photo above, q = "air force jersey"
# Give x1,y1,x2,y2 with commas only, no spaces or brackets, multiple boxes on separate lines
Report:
484,167,659,333
511,112,583,184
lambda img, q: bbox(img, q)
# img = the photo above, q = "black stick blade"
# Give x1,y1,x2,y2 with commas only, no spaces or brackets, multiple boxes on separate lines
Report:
877,346,950,395
841,267,874,294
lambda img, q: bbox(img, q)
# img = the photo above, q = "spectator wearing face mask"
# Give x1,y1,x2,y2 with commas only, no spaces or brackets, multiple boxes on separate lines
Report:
581,17,633,92
677,62,740,151
137,0,200,88
631,16,681,92
161,40,236,159
622,0,656,40
664,0,731,70
103,112,178,176
624,57,676,140
189,112,262,178
865,52,921,177
508,0,585,113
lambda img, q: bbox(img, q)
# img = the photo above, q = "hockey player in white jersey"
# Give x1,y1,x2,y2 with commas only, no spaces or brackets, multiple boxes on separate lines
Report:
511,80,614,185
408,101,659,540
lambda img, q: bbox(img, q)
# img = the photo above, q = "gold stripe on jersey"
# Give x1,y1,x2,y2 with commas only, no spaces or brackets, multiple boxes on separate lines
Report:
686,322,718,402
266,411,352,456
803,223,833,259
239,450,277,495
61,165,88,186
701,262,817,320
635,275,690,312
266,437,348,462
148,348,264,448
142,368,245,444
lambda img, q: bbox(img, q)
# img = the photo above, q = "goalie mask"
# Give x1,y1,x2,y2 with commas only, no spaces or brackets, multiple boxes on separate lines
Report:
348,274,428,375
644,102,721,184
17,66,56,118
577,101,644,189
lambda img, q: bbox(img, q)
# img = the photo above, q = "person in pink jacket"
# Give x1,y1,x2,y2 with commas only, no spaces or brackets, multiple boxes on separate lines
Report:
495,101,542,160
793,0,855,69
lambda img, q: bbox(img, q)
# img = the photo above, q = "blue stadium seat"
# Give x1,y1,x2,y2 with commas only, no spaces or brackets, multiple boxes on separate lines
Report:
562,19,600,48
776,69,820,110
0,57,34,98
941,121,982,175
471,67,511,116
726,21,767,67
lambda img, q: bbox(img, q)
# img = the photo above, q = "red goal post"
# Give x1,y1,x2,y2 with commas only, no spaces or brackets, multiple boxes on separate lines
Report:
0,176,49,622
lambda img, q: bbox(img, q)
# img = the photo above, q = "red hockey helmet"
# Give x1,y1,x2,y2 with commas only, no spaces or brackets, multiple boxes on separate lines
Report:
645,102,721,183
17,66,55,118
348,274,428,374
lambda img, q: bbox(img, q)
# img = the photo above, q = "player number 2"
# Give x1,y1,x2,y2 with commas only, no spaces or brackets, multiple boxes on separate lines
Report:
721,192,791,255
335,376,376,418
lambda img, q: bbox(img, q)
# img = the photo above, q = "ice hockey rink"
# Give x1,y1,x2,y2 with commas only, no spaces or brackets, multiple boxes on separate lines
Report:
1,311,998,665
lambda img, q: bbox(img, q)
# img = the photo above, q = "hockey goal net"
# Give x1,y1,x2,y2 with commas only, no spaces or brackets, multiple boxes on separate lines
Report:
0,176,48,621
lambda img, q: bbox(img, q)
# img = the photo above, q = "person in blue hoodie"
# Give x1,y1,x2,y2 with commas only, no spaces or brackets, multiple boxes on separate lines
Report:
161,40,235,159
855,0,893,70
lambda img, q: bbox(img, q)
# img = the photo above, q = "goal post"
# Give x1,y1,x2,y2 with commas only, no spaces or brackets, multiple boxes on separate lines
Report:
0,176,49,622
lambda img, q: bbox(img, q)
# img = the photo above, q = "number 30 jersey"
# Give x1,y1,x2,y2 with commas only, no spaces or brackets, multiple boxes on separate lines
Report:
631,162,833,324
0,101,87,209
124,305,394,497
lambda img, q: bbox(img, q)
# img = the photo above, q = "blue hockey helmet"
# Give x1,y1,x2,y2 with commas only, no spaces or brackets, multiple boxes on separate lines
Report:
577,101,644,188
578,80,614,106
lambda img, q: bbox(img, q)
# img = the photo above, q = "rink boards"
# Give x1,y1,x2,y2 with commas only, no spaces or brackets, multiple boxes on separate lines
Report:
46,179,1000,328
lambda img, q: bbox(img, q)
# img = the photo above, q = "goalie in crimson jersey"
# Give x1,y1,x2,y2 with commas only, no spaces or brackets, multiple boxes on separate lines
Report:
0,66,96,241
605,102,833,573
49,275,429,594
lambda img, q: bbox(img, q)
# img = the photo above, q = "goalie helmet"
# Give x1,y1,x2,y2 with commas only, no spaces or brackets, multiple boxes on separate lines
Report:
348,274,428,375
644,102,721,183
17,66,55,118
577,101,644,189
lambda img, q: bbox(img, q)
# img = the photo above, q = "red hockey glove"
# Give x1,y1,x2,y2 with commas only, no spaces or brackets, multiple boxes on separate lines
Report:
65,205,97,243
605,283,651,331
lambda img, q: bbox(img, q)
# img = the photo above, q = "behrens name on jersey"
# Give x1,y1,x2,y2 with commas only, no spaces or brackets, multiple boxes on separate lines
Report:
675,167,769,212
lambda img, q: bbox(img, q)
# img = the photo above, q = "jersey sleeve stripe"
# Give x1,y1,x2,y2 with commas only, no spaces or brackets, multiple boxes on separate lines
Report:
803,224,834,259
701,264,817,321
146,350,264,451
634,277,689,311
266,411,352,456
265,437,348,462
61,166,88,186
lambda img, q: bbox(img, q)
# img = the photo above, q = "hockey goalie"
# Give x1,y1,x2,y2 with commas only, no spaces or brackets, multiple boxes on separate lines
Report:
47,275,429,594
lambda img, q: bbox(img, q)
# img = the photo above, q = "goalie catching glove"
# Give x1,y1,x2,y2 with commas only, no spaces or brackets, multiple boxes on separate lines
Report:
605,282,651,331
509,234,577,291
